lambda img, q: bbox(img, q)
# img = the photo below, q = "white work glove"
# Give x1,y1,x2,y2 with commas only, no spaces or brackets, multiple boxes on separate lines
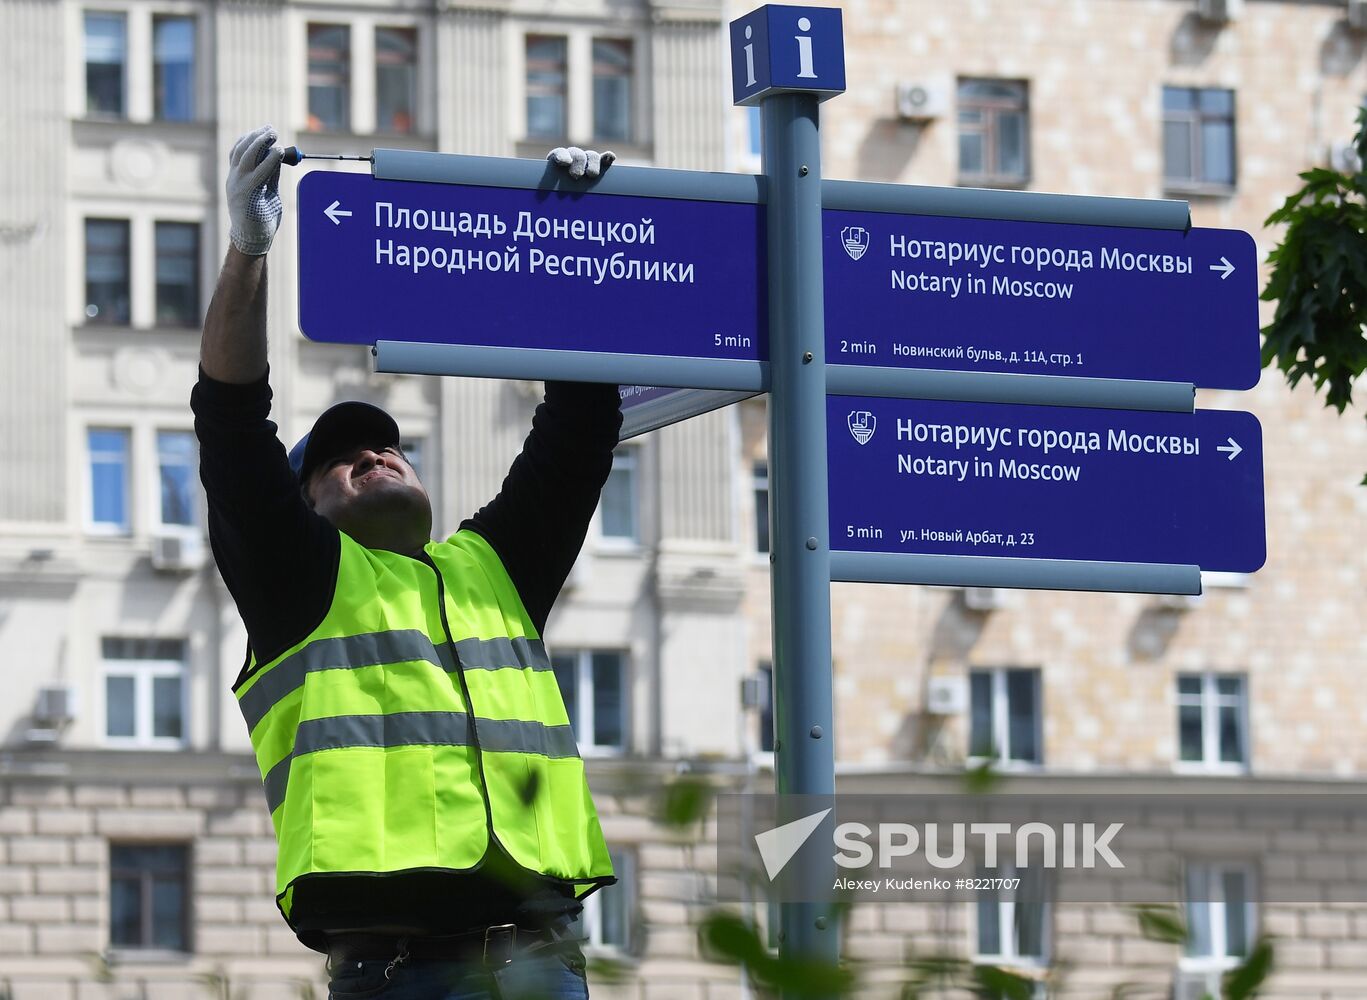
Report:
227,125,286,256
548,147,616,180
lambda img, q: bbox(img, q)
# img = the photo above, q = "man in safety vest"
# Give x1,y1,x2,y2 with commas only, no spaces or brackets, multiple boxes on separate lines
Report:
194,125,621,998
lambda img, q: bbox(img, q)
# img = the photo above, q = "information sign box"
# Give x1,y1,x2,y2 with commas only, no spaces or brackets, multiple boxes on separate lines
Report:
827,396,1265,573
730,4,845,106
824,212,1260,389
298,172,765,362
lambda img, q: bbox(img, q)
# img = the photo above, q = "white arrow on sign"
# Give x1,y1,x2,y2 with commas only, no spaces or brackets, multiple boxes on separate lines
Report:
1216,437,1243,461
324,200,353,225
1209,256,1235,280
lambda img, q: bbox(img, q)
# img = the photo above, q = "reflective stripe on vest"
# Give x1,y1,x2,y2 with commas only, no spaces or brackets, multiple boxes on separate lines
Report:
261,711,578,814
238,630,552,734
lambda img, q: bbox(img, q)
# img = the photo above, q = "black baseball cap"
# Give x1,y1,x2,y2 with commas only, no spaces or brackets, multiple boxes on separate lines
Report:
288,400,401,485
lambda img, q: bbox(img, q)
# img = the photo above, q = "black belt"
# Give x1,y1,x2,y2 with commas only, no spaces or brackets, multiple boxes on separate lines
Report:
327,923,561,970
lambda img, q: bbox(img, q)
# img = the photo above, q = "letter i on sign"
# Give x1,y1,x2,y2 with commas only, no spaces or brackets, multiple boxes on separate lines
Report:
795,17,816,78
744,25,757,86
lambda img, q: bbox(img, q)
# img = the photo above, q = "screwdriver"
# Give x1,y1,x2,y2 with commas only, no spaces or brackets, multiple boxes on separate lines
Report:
280,146,372,167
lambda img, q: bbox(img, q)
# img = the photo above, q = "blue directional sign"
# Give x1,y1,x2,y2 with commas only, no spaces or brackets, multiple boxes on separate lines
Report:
824,211,1260,389
827,396,1265,572
730,4,845,106
297,171,765,361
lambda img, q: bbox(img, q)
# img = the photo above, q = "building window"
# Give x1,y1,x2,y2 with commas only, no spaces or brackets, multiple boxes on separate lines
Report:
85,218,130,325
975,863,1049,969
154,222,200,327
89,428,131,533
307,23,351,132
84,11,127,117
152,15,195,121
592,38,633,142
572,847,634,950
102,637,186,748
753,460,770,554
157,431,197,528
600,446,639,543
526,35,568,139
969,668,1042,765
551,649,626,753
375,26,417,134
1163,87,1236,190
110,843,190,952
958,79,1029,186
1177,673,1247,769
1185,862,1254,966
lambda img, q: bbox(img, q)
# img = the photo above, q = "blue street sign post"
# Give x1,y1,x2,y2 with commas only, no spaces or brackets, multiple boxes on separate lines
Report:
827,396,1266,577
731,3,844,988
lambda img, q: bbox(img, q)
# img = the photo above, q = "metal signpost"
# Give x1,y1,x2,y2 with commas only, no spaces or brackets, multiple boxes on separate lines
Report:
294,4,1268,990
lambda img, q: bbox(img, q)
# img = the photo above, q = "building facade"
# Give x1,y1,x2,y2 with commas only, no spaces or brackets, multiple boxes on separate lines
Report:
1,0,1365,997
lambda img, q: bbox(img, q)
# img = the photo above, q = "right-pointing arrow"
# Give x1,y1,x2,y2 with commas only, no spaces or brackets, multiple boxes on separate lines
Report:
1209,256,1235,280
1216,437,1242,461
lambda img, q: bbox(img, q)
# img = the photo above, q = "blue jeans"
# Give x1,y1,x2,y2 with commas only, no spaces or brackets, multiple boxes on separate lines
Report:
327,947,589,1000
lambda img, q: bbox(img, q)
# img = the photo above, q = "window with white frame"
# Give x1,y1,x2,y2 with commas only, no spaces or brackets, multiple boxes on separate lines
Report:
154,222,200,327
572,847,634,950
375,26,417,134
752,460,770,554
525,35,568,140
969,668,1042,766
550,649,626,753
152,15,195,121
84,216,204,330
84,11,127,117
81,7,199,123
304,19,424,136
156,430,197,528
591,39,633,142
598,446,639,544
1184,862,1255,967
1176,673,1247,769
109,843,191,951
522,31,639,146
101,637,187,748
975,861,1049,971
85,218,131,325
89,427,132,533
307,23,351,132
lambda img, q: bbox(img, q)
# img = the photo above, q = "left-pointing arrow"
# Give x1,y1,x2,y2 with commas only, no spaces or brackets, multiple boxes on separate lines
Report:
324,200,354,225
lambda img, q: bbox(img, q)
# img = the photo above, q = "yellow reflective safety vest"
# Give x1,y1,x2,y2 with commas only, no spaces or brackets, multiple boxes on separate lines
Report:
234,530,614,927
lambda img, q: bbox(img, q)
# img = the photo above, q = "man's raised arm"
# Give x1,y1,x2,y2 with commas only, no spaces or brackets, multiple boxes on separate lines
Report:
201,126,285,384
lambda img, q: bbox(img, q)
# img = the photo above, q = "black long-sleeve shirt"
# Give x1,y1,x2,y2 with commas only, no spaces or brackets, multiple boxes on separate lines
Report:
192,369,622,946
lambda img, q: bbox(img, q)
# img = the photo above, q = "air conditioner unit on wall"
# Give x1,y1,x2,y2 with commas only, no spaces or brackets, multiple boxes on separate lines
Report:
150,530,206,573
962,587,1008,611
1350,0,1367,33
895,79,949,121
1173,968,1223,1000
926,675,968,716
35,684,78,726
1196,0,1242,24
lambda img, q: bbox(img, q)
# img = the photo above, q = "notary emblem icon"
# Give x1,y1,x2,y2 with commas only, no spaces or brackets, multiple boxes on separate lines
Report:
847,410,876,445
841,226,870,261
